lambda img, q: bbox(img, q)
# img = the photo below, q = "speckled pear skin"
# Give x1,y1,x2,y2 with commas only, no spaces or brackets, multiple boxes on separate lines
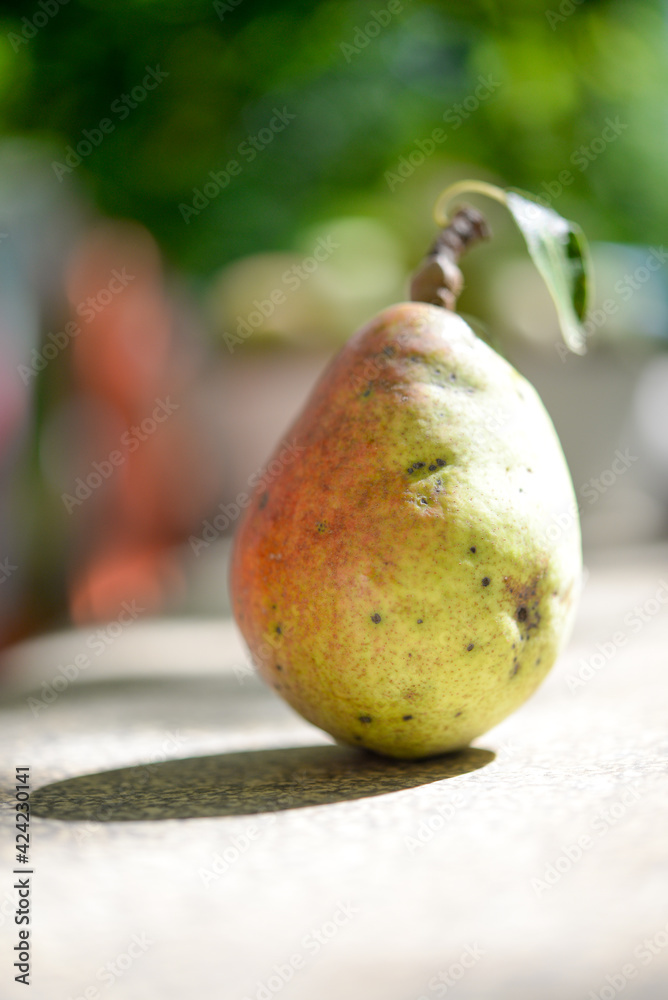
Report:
230,303,581,759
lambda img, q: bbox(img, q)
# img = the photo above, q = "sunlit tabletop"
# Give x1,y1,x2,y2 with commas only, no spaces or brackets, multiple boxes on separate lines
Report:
0,546,667,1000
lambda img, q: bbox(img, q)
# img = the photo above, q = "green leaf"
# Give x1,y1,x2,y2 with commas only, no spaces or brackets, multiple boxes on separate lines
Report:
505,189,591,354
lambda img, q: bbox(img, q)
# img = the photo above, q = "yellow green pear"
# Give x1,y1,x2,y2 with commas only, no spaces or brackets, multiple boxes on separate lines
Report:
231,203,583,759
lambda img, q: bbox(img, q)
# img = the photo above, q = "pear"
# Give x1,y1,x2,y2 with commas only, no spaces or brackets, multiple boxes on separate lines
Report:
230,207,582,759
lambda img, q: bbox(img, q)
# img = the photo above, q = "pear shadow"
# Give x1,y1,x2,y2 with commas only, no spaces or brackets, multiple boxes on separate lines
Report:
30,744,495,822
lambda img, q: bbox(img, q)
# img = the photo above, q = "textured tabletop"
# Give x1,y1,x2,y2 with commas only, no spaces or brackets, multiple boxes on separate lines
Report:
0,546,667,1000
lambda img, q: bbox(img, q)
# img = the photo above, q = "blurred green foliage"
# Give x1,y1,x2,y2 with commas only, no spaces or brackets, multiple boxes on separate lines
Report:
0,0,666,275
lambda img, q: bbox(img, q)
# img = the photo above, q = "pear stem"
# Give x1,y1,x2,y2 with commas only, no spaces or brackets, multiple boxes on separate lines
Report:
410,204,491,311
433,179,507,228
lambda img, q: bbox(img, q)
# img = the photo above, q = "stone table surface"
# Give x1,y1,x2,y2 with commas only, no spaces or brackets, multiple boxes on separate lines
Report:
0,545,667,1000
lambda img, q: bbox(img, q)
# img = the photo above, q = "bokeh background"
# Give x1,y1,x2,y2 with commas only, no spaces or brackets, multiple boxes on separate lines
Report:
1,0,667,651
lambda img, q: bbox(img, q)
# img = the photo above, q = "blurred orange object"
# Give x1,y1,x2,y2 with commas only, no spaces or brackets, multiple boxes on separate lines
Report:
63,221,220,624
